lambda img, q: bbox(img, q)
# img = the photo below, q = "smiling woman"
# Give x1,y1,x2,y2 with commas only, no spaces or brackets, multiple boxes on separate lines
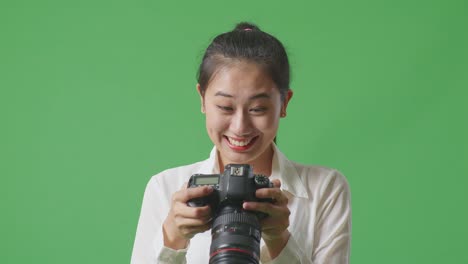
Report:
131,22,351,264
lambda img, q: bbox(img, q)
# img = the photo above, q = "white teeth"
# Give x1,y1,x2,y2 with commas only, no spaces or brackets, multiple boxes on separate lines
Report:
228,137,253,147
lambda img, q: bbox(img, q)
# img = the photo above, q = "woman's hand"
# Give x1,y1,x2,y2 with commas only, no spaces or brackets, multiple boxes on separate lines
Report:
242,179,291,259
162,184,213,249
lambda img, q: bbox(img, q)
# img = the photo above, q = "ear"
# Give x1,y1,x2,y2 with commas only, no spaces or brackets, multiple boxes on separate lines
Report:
280,89,293,118
196,84,206,114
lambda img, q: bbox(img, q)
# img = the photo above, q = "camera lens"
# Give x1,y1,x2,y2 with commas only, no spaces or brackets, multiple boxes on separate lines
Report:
209,205,261,264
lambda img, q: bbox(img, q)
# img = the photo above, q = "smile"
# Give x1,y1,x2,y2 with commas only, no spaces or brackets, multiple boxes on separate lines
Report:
224,136,258,150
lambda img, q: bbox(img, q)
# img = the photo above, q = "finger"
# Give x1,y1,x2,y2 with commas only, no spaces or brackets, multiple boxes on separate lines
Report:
172,185,213,203
242,201,286,216
174,202,212,219
271,179,281,188
255,188,288,205
175,214,212,227
179,222,212,238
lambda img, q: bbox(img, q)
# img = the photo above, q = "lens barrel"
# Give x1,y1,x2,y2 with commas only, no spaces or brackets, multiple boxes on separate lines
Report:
209,205,261,264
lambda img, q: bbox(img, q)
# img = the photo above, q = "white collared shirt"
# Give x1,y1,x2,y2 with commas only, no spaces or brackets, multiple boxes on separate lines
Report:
131,145,351,264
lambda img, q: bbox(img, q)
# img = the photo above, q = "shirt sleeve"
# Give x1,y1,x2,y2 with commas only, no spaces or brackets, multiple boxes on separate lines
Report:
131,176,188,264
311,169,351,264
152,226,189,264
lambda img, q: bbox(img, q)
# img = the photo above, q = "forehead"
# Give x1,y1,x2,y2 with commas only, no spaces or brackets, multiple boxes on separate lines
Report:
206,62,279,97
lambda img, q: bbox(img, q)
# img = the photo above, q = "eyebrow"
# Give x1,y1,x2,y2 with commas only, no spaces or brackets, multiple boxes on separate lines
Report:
214,91,271,100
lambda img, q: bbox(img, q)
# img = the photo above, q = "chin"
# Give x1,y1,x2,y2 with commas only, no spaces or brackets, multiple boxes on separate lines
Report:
225,155,256,165
223,147,262,164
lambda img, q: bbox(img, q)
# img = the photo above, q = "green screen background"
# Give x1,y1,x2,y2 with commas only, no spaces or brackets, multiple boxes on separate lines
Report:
2,0,467,263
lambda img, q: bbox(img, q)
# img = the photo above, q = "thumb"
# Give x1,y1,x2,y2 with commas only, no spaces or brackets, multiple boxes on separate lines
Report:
271,179,282,188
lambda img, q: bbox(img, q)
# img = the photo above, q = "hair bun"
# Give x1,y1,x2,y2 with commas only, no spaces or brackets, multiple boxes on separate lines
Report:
234,22,260,32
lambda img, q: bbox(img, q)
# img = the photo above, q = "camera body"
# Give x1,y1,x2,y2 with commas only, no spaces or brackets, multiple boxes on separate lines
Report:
187,164,274,264
187,164,273,213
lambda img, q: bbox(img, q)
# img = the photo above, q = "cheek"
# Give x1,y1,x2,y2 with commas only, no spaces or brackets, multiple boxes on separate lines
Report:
205,111,229,135
254,115,280,133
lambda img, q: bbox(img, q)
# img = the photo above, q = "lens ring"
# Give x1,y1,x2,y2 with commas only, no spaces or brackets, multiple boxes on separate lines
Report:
210,206,261,264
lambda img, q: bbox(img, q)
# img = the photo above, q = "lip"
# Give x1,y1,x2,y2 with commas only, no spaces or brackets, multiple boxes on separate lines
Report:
224,135,258,152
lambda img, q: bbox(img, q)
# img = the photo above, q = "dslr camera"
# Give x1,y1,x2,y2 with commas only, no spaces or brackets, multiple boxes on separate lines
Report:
187,164,273,264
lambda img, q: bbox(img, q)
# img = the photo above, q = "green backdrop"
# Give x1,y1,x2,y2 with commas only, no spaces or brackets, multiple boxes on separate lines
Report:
2,0,467,263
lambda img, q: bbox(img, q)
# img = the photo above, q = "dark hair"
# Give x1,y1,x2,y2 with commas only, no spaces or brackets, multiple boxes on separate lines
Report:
197,22,290,100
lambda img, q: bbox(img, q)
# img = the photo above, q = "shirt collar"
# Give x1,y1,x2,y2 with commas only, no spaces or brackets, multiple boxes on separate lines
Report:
196,144,309,199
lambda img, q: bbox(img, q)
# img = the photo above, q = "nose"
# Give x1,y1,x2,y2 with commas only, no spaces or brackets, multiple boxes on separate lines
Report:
230,110,253,137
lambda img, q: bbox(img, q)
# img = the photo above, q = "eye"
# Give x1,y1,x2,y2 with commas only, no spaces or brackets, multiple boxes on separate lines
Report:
249,107,267,114
216,105,234,112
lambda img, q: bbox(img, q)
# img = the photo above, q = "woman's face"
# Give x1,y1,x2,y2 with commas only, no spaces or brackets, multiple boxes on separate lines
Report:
198,61,292,170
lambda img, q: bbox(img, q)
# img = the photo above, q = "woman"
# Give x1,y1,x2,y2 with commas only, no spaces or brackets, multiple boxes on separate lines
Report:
131,22,351,264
